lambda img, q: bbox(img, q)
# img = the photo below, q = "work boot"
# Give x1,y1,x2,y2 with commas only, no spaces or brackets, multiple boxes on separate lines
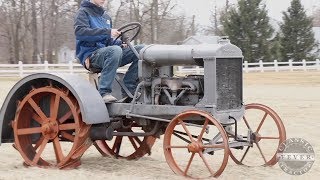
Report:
102,93,117,103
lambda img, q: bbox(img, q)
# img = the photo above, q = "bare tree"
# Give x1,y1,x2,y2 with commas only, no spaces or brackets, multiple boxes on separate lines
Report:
186,15,196,37
47,0,58,63
0,3,14,63
31,0,39,63
2,0,32,63
0,0,199,63
204,3,229,36
313,8,320,27
10,0,23,63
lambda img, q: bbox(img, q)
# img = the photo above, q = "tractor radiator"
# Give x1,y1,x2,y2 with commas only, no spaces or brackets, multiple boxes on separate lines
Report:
216,58,243,111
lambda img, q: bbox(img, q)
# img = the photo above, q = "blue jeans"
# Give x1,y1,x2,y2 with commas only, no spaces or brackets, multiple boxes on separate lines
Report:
89,45,144,96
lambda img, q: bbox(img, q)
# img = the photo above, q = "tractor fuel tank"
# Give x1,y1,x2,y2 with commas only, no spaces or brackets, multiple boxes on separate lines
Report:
139,43,242,66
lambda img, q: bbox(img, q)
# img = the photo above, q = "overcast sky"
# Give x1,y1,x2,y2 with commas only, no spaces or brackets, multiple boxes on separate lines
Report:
176,0,320,26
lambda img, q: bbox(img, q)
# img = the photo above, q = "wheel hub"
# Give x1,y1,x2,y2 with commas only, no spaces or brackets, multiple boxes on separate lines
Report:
188,141,203,153
41,119,59,140
253,132,262,143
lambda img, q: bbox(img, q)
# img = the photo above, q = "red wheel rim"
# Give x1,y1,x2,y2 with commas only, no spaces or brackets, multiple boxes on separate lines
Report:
229,103,286,166
13,85,90,168
163,110,229,178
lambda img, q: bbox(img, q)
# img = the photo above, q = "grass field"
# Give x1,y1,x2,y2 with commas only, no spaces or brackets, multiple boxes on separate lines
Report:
0,71,319,179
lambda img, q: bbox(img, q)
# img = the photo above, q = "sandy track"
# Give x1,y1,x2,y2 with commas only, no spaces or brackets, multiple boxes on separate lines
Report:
0,71,319,179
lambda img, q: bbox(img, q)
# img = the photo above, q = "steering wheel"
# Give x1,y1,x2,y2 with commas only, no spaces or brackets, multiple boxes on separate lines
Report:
113,22,142,59
113,22,141,44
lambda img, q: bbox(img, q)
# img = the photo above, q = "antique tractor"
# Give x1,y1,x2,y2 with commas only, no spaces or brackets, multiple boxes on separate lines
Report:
0,23,286,178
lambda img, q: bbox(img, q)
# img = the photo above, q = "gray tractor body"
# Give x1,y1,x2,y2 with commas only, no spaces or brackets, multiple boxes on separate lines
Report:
0,37,244,143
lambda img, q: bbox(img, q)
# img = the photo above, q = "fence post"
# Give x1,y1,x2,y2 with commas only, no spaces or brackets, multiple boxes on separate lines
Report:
274,60,279,72
195,66,201,74
259,60,264,72
316,59,320,71
302,59,307,71
289,60,293,72
44,60,49,72
68,61,73,74
244,61,249,73
18,61,23,77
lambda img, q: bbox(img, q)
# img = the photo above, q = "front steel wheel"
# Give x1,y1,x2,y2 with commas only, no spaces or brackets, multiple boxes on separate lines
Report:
163,110,229,178
229,103,286,166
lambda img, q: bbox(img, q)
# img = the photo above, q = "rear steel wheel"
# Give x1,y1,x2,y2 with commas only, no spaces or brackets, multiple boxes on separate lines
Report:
229,103,286,166
13,85,91,168
94,121,156,160
163,110,229,178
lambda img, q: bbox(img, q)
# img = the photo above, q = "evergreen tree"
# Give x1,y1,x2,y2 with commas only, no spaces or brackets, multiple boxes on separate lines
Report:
280,0,318,61
221,0,274,63
270,33,282,60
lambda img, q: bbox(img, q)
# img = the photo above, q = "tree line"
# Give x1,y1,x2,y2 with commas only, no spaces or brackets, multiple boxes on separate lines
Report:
209,0,320,62
0,0,319,64
0,0,196,64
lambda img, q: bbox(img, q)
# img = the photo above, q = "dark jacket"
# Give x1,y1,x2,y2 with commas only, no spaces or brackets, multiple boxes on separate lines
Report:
74,0,121,65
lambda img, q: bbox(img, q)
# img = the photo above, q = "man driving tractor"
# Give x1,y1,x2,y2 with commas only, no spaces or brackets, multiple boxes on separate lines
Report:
74,0,143,103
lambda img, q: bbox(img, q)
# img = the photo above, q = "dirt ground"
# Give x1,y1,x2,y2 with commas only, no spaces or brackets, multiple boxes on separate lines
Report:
0,71,319,179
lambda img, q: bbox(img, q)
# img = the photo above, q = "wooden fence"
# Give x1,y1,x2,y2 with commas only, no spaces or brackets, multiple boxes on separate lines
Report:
0,59,319,77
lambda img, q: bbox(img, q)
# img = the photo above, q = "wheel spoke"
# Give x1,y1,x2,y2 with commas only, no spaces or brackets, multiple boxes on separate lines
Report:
243,116,252,131
133,136,142,146
112,136,123,152
53,137,64,163
178,118,194,142
17,127,42,135
128,137,138,151
256,112,268,133
32,113,45,125
240,146,250,163
184,153,195,175
255,142,267,164
28,98,48,121
198,151,215,176
33,136,45,150
59,123,76,131
60,131,75,142
58,110,72,124
197,118,209,142
165,145,189,149
32,138,49,164
115,137,123,156
50,94,60,120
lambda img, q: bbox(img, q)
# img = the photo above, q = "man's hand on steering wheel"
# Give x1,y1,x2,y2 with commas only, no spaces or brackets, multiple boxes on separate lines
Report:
111,29,121,38
112,22,142,58
113,22,141,44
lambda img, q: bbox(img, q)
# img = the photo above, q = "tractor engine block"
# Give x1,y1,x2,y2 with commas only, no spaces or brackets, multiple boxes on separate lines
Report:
149,75,204,106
